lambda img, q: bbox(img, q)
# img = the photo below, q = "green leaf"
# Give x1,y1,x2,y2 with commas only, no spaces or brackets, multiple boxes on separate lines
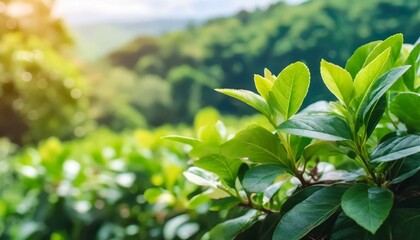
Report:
390,92,420,131
164,135,201,146
371,135,420,163
389,208,420,240
331,213,371,240
356,66,410,130
402,42,420,90
364,96,386,138
183,167,219,188
215,89,271,117
320,59,354,105
289,135,312,160
277,113,352,141
390,153,420,184
346,41,380,78
197,122,224,144
273,185,348,240
194,154,242,186
280,186,323,215
188,194,211,209
221,125,288,165
254,74,272,100
364,33,403,68
189,143,220,158
242,164,289,193
194,107,220,131
209,197,241,211
202,210,258,240
303,141,348,161
353,48,390,100
269,62,310,120
341,184,393,234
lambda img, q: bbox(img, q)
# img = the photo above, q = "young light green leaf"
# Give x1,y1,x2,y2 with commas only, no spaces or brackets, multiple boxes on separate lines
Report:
202,210,258,240
371,135,420,163
363,33,403,68
269,62,310,119
264,68,276,81
194,154,242,186
390,92,420,131
390,153,420,184
273,185,349,240
346,41,380,78
320,59,354,105
164,135,201,146
353,48,390,100
341,184,393,234
215,89,271,117
183,167,219,188
254,74,272,100
242,164,289,193
356,66,410,130
277,113,352,141
221,125,288,165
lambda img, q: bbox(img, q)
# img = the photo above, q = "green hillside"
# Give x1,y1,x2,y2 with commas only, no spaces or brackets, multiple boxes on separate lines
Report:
71,19,199,61
107,0,419,126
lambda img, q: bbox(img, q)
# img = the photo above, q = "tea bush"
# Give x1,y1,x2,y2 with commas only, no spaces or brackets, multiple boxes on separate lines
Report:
0,111,270,240
169,33,420,239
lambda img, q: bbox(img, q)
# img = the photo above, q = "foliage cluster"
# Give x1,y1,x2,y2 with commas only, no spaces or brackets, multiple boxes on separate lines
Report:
0,111,270,239
169,34,420,239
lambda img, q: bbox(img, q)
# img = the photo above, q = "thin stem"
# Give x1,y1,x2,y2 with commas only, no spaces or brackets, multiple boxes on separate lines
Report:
278,132,295,163
357,145,381,187
238,202,276,214
295,171,308,188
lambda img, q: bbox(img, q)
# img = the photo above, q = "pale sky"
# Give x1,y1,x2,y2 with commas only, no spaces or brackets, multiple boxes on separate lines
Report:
54,0,299,25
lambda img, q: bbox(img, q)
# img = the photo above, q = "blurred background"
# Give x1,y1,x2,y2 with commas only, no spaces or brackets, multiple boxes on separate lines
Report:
0,0,418,239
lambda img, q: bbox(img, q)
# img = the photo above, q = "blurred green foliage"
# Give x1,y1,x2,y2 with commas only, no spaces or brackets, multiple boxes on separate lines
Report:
0,110,270,239
0,0,91,144
0,33,91,143
109,0,419,125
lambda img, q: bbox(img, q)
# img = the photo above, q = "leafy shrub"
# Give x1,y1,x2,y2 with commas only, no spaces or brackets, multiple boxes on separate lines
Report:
170,33,420,239
0,128,199,239
0,111,270,240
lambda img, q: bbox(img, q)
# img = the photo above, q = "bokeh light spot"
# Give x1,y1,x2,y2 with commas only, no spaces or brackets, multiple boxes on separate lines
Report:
22,72,32,82
70,88,82,99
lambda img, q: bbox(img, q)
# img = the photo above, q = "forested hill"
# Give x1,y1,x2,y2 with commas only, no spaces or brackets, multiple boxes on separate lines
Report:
107,0,419,125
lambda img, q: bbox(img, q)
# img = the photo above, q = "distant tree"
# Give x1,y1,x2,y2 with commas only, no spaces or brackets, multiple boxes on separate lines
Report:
0,0,90,144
